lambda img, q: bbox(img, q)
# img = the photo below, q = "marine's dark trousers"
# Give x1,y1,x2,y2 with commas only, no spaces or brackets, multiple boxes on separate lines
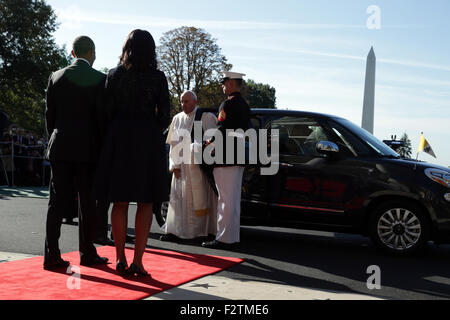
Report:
44,161,98,263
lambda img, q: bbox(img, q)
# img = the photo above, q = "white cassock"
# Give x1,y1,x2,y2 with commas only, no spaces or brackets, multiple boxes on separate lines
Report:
164,107,218,239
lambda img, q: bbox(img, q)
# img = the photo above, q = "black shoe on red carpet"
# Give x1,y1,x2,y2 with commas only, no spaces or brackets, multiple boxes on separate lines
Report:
80,255,109,266
43,258,70,271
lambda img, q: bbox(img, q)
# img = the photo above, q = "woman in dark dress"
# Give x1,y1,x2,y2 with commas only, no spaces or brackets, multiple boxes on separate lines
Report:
96,29,171,276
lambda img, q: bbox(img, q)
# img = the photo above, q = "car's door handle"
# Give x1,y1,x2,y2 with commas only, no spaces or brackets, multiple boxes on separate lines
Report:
280,162,294,168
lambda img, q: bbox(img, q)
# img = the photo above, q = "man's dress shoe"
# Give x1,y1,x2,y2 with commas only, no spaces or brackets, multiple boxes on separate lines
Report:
43,258,70,271
80,255,109,266
159,233,180,242
201,240,239,250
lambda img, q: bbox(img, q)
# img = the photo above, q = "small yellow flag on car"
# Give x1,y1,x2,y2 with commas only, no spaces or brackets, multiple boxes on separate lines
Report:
418,133,436,158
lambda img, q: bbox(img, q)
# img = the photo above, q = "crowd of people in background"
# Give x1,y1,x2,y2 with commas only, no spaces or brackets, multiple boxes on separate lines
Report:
0,126,50,186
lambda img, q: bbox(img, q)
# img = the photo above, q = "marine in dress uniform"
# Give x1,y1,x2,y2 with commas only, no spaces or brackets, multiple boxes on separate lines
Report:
202,71,251,249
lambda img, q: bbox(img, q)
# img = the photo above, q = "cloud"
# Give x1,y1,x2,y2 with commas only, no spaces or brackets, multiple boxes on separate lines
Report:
54,4,429,32
379,58,450,73
227,40,450,74
53,5,372,32
55,5,83,30
54,6,450,72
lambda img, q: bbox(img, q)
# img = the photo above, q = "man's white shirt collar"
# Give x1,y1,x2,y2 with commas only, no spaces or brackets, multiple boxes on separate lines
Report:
76,58,91,67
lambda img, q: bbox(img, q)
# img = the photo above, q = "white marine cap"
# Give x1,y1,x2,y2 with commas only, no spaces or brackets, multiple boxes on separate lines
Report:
221,71,246,83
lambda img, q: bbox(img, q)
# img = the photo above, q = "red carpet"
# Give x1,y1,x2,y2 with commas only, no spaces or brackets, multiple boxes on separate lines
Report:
0,246,243,300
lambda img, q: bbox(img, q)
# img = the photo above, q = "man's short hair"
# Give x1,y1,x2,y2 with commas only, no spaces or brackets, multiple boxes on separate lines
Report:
73,36,95,57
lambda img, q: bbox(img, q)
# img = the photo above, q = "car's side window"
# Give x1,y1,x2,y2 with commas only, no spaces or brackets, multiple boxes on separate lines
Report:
270,116,329,157
327,120,371,156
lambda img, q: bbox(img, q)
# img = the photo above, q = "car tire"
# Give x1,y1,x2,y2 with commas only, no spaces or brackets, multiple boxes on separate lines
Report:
153,201,169,227
369,200,430,256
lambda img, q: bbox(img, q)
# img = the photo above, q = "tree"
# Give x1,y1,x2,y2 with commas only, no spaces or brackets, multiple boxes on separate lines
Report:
196,79,278,111
157,26,232,114
196,81,225,110
243,79,276,109
397,133,412,159
0,0,70,135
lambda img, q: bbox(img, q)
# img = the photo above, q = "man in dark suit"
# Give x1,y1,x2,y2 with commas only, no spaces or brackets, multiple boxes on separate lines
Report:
43,36,108,270
94,201,115,246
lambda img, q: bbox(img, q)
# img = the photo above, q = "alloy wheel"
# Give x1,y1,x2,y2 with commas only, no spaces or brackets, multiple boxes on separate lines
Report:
377,207,422,251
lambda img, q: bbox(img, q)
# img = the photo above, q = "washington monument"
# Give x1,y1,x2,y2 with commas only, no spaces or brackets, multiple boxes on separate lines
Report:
362,47,376,134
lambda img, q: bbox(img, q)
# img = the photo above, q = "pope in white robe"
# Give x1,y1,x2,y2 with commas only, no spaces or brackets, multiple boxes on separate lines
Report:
163,91,218,240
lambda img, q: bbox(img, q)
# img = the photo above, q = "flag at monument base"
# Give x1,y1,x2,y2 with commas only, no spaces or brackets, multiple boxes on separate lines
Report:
418,133,436,158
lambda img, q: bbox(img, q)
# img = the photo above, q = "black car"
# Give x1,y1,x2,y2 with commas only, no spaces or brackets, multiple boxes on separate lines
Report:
154,109,450,255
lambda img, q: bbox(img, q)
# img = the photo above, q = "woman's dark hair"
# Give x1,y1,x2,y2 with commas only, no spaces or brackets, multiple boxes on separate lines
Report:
120,29,157,71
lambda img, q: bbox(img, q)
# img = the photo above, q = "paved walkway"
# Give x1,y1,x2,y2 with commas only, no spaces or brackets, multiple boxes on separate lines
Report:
0,186,49,199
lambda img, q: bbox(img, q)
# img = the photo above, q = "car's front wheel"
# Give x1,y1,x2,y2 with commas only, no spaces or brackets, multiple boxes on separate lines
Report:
153,201,169,227
369,200,430,255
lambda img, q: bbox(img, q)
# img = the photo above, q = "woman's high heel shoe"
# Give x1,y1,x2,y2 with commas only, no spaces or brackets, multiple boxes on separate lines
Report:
128,263,150,277
116,262,128,275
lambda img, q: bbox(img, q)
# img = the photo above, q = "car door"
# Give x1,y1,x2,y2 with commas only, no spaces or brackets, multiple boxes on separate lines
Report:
241,114,270,220
266,115,370,227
